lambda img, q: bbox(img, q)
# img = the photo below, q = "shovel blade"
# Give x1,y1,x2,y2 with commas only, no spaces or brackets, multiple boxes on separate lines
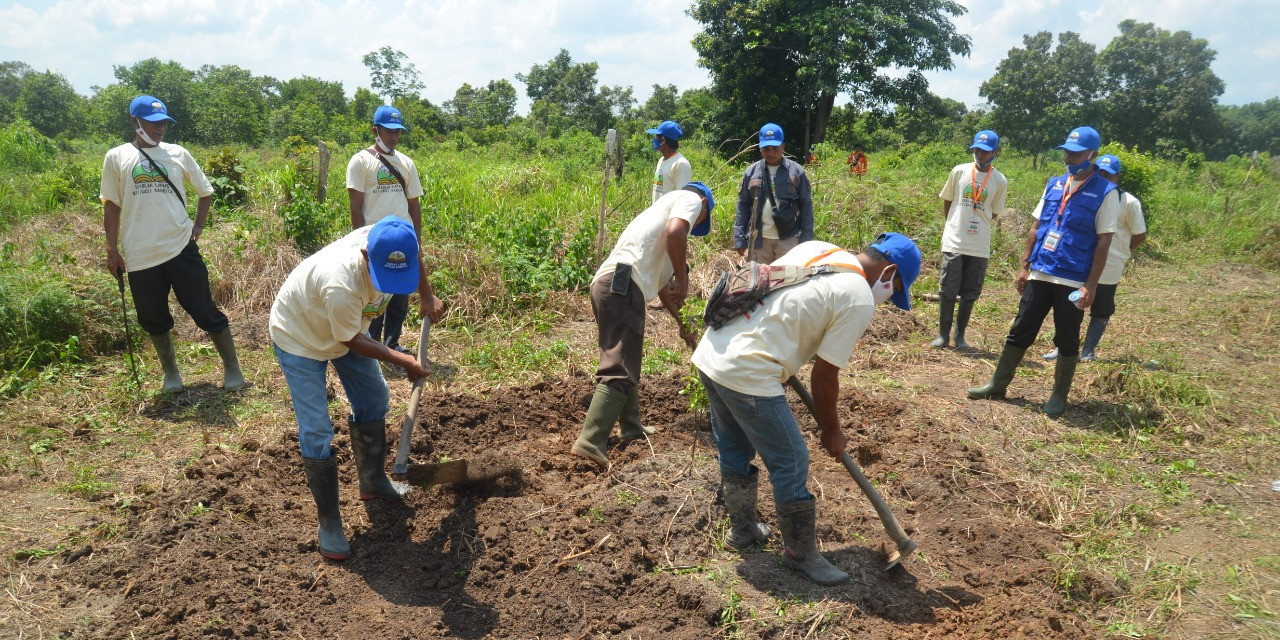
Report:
401,460,468,487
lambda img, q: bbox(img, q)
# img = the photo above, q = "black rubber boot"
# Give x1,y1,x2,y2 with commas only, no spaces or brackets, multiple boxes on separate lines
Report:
348,419,401,501
619,386,655,440
930,300,954,349
148,331,184,393
721,469,772,549
777,499,849,586
208,328,246,390
967,344,1027,400
1042,355,1079,417
302,457,351,561
571,384,627,467
953,300,974,351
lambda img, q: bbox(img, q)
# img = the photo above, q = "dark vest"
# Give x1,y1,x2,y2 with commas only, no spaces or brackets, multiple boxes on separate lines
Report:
1030,172,1116,282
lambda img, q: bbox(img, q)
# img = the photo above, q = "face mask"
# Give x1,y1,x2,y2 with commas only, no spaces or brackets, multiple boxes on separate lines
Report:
134,119,158,146
375,133,393,154
1066,157,1093,176
651,137,662,151
974,153,995,170
872,268,896,305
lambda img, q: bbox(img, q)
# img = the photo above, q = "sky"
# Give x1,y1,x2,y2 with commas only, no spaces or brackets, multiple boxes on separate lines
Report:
2,0,1277,115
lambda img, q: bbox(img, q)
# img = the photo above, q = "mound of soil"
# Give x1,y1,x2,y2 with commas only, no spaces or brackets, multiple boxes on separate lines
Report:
24,372,1096,638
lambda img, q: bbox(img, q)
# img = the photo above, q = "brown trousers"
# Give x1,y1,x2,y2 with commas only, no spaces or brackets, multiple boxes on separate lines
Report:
590,272,646,394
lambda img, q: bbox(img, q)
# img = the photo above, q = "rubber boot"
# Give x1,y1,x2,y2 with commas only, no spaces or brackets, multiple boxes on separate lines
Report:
953,300,974,351
348,419,401,501
619,386,655,440
1080,317,1110,362
1042,355,1079,417
967,344,1026,400
208,329,246,390
301,457,351,561
722,470,771,549
1042,348,1059,361
930,300,954,349
148,332,184,393
571,384,627,467
777,499,849,586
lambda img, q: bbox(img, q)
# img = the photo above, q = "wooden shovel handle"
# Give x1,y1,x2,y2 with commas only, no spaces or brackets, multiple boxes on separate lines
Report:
392,317,431,476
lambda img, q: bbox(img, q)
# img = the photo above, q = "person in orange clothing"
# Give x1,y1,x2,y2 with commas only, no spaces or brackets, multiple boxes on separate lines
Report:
847,145,868,177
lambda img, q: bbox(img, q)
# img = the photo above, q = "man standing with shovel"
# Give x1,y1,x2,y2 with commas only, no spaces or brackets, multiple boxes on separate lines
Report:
270,217,444,561
692,233,921,585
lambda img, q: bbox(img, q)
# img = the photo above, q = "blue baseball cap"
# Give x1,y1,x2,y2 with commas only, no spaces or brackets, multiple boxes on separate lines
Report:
366,217,419,294
970,130,999,151
1056,126,1100,152
373,105,407,130
758,123,784,148
869,232,922,311
646,120,683,141
1096,154,1122,175
682,182,714,237
129,95,176,123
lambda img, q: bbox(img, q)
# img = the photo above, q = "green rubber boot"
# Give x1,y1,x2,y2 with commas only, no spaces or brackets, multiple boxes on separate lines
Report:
930,300,954,349
208,329,246,390
722,469,771,549
348,419,401,501
619,386,655,440
953,300,974,351
1042,355,1079,417
149,331,184,393
967,344,1026,400
571,384,627,467
301,457,351,561
777,499,850,586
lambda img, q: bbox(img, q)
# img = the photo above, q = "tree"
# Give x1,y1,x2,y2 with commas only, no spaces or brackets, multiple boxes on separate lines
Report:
516,49,619,135
16,70,84,139
1211,99,1280,159
639,84,679,125
444,79,517,131
277,75,348,118
189,64,271,145
690,0,970,153
979,31,1102,167
0,61,33,124
84,83,138,141
1098,20,1225,156
362,46,423,102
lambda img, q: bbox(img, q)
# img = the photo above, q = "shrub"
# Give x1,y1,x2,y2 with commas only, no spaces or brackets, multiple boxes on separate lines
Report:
205,147,248,208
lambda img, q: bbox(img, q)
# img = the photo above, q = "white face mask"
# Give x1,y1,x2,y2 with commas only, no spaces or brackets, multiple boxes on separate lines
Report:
375,132,393,154
134,118,158,146
872,267,896,305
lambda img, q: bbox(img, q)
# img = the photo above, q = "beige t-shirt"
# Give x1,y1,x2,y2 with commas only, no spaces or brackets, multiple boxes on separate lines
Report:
759,164,782,240
651,152,692,203
345,149,425,225
939,162,1007,258
269,227,392,361
692,241,875,397
99,142,214,271
1027,176,1120,288
594,189,704,301
1099,190,1147,285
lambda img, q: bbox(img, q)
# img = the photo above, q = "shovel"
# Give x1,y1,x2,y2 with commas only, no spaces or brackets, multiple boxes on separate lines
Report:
785,376,917,571
390,317,467,488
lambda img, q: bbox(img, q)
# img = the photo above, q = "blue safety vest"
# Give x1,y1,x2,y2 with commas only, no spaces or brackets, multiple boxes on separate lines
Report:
1029,172,1116,282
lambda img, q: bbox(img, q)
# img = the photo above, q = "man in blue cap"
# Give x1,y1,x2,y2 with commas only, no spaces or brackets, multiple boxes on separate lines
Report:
932,130,1008,350
969,126,1119,417
346,105,441,359
647,120,692,203
693,233,921,585
1043,154,1146,362
270,216,446,561
100,95,245,393
735,123,814,264
571,183,715,468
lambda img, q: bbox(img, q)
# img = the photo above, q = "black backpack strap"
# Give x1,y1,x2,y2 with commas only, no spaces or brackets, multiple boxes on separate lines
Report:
375,153,411,202
135,145,185,208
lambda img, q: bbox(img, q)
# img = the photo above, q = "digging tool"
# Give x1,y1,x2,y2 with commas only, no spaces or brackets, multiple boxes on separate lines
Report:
390,317,468,488
784,376,917,571
115,267,141,397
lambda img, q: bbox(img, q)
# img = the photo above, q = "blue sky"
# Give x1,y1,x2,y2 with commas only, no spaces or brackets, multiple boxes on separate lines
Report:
4,0,1276,113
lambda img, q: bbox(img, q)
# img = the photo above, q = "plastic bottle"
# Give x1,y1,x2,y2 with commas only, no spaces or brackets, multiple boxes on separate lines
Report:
1068,290,1084,309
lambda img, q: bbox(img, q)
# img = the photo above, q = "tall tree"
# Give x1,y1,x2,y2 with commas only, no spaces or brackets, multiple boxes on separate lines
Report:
189,64,270,145
1098,20,1225,155
0,61,33,124
444,79,517,131
979,31,1102,167
516,49,618,134
690,0,970,153
639,84,679,125
16,70,83,138
362,46,424,102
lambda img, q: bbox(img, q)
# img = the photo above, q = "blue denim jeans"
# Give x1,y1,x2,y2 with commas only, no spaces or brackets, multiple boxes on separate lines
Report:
700,372,812,504
273,343,390,460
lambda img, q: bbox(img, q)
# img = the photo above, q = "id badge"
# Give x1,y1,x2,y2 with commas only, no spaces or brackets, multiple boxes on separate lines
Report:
967,216,980,234
1042,230,1062,252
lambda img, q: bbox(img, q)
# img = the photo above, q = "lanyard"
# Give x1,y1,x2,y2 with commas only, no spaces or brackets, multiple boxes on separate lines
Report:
804,247,866,277
1055,176,1089,226
970,164,993,207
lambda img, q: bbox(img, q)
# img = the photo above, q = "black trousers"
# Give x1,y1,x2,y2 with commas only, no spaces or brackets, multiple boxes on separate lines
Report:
127,239,229,336
1005,279,1083,357
1090,283,1118,319
368,293,409,347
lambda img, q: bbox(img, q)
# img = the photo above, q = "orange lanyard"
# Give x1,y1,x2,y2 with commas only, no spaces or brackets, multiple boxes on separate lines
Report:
1055,176,1088,225
804,247,866,277
970,164,993,207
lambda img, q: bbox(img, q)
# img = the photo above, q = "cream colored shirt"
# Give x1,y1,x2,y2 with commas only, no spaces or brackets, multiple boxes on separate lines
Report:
345,149,424,225
693,241,874,397
939,163,1007,258
759,163,781,240
651,152,692,203
594,189,704,301
1099,190,1147,285
1027,176,1120,288
269,227,392,361
99,142,214,271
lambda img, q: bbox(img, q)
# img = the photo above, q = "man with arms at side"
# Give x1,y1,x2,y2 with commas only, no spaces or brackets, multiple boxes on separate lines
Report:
648,120,692,203
734,123,814,264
